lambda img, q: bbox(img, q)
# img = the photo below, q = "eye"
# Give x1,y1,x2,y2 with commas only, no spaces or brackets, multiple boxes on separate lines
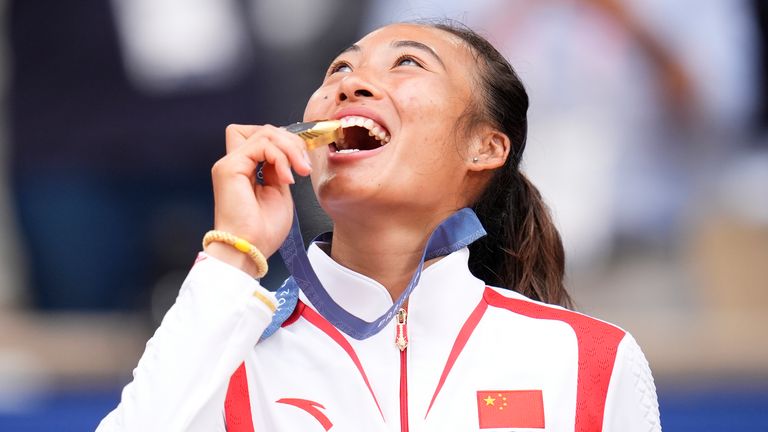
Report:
394,54,423,68
328,61,352,75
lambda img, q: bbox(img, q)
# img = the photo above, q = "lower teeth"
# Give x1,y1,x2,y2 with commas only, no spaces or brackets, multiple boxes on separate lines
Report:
337,149,360,153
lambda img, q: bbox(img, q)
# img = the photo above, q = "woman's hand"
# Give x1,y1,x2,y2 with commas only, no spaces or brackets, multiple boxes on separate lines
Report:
205,124,312,276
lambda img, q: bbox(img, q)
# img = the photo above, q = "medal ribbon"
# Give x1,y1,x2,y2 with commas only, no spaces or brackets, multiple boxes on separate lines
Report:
260,208,486,341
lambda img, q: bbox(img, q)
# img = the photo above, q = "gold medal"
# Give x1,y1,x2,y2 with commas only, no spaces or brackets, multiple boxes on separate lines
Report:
285,120,343,150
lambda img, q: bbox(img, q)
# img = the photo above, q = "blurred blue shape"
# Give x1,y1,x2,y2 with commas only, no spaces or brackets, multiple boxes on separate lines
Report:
0,388,120,432
1,383,767,431
660,384,768,431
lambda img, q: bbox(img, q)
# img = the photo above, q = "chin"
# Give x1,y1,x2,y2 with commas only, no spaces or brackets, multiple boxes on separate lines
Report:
315,182,398,220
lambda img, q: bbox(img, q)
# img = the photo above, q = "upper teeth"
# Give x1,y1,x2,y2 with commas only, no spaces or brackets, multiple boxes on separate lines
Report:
339,116,391,144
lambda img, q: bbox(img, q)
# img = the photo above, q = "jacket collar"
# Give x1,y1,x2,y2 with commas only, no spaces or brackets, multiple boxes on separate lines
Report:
305,243,486,325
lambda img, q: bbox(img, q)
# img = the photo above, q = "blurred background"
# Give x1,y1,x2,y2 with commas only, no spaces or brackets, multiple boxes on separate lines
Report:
0,0,766,430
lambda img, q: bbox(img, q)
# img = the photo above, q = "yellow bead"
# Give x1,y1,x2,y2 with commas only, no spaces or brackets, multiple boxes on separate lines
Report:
234,239,251,253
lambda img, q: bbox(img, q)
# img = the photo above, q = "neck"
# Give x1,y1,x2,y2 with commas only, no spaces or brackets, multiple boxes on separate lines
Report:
329,208,454,300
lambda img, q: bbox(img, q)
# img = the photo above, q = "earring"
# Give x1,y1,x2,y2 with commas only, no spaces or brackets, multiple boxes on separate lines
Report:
472,157,479,163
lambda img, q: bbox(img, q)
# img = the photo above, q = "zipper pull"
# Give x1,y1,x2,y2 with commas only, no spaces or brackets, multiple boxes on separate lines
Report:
395,308,408,351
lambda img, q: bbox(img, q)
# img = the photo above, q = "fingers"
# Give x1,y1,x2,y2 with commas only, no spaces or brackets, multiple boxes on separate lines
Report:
262,145,294,185
211,124,310,261
221,124,312,184
225,124,261,153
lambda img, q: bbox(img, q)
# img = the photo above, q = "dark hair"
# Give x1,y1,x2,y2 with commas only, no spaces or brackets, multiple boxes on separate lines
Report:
430,22,573,308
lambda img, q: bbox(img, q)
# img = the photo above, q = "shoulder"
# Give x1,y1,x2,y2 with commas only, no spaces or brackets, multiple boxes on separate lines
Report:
602,328,661,431
482,285,627,344
481,286,630,383
483,287,660,430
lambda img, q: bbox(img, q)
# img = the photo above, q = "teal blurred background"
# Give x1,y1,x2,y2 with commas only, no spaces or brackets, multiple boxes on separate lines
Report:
1,0,767,430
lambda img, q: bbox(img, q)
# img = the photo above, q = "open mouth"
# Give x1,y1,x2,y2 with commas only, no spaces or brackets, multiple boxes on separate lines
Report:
331,116,391,154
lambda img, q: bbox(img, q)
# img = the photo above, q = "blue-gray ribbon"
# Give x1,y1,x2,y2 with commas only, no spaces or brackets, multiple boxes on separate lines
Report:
259,208,486,341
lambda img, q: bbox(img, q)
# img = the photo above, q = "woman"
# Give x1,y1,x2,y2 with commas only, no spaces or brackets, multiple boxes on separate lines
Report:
98,22,660,431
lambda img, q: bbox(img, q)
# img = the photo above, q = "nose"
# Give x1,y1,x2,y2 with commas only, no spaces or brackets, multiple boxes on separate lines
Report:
336,74,381,103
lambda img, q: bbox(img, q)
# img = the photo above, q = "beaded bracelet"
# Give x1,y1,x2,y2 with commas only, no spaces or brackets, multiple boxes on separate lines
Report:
202,230,269,279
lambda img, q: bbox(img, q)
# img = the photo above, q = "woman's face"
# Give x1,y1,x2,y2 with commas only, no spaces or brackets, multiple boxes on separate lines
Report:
304,24,480,221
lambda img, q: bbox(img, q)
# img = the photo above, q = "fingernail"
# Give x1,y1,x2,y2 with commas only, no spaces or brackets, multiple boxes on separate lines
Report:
303,150,312,168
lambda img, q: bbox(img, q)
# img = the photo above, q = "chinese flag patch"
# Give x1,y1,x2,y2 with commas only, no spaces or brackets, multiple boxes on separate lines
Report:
476,390,545,429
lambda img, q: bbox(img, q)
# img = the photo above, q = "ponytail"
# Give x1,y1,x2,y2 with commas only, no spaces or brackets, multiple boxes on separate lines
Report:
469,170,571,308
431,21,572,308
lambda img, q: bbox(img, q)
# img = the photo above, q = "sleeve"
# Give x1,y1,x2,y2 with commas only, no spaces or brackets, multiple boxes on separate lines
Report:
96,253,277,432
602,332,662,432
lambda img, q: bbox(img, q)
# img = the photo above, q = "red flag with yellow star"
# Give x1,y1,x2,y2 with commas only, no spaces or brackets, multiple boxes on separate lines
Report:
476,390,545,429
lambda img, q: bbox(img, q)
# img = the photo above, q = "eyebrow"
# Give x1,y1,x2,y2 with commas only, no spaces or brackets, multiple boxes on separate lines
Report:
335,40,446,69
337,44,360,57
391,40,446,69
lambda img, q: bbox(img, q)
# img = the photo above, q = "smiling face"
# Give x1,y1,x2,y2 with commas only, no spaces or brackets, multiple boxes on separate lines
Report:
303,23,487,224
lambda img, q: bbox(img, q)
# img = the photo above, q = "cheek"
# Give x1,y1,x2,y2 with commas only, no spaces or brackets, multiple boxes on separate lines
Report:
303,87,332,121
394,80,466,137
399,129,465,189
395,81,442,112
308,150,326,171
308,162,331,201
395,93,462,161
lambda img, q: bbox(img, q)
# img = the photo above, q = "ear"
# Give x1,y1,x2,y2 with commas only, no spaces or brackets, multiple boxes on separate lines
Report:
466,126,510,171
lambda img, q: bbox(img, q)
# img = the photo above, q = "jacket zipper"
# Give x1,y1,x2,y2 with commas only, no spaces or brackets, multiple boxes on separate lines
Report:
396,308,409,432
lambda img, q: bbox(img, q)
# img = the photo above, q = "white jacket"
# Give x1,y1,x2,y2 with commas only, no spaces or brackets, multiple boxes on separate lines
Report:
98,245,661,431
